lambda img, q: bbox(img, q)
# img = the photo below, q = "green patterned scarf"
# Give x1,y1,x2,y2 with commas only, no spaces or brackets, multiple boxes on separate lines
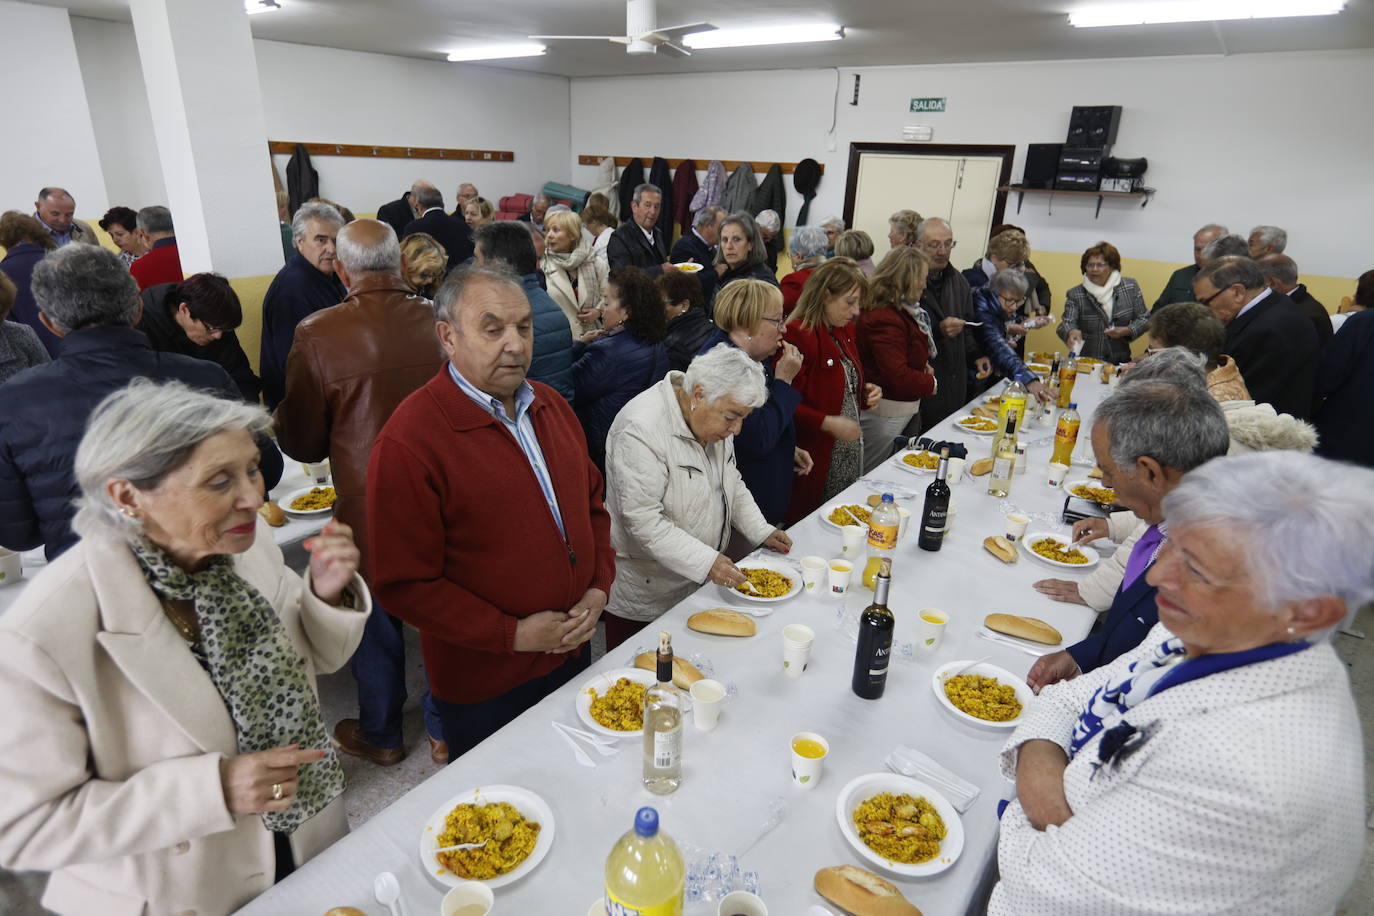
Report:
131,538,345,834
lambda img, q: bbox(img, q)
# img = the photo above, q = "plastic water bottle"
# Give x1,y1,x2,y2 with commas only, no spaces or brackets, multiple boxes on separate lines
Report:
605,807,685,916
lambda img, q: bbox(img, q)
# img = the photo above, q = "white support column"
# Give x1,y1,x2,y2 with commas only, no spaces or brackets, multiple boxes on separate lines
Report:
128,0,280,279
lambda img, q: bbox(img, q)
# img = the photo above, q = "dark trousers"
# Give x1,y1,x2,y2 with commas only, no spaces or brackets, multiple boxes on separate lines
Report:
352,600,441,748
603,612,651,653
434,646,591,761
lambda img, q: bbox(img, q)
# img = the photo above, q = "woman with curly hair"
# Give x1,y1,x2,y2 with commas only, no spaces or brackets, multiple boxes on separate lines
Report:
98,206,148,267
398,232,447,298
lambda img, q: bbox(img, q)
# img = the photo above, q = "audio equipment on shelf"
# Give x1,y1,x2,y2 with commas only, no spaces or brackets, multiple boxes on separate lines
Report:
1023,143,1064,189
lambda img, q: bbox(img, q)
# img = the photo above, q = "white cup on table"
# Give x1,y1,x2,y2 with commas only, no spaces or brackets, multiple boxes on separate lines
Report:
790,730,829,789
827,559,853,596
0,549,22,587
840,524,865,558
800,556,827,593
718,890,769,916
946,456,966,483
690,679,726,730
1005,513,1030,542
442,881,494,916
916,608,949,651
1047,462,1070,486
782,624,814,678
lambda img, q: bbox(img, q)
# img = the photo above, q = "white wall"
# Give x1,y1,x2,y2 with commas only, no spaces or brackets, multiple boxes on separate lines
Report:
255,41,571,214
0,1,108,216
570,50,1374,278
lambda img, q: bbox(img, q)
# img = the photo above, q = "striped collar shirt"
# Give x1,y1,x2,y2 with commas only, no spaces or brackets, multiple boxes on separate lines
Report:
447,363,566,538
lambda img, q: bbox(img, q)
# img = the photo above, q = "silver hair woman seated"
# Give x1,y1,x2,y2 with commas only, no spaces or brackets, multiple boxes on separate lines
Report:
600,344,794,650
991,450,1371,915
0,379,369,916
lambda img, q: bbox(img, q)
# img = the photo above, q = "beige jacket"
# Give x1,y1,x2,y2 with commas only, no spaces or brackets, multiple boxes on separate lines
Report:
0,520,369,916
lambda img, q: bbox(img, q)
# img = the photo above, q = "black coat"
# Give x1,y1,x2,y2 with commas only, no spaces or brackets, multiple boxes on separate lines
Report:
376,197,414,239
663,308,717,373
1290,284,1333,349
710,261,778,308
138,284,261,403
918,264,977,431
0,326,281,559
403,208,474,271
1224,290,1319,421
649,156,674,240
1067,556,1160,674
606,221,668,277
618,158,645,219
285,143,318,215
1314,308,1374,467
668,230,717,306
259,254,346,410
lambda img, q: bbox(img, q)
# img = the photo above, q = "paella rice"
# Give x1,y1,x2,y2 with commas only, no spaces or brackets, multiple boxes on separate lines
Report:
289,486,336,511
1071,483,1116,504
1031,537,1090,565
586,677,646,731
735,567,792,598
827,504,872,526
943,674,1023,722
956,416,997,432
902,451,939,470
853,792,946,864
435,800,539,879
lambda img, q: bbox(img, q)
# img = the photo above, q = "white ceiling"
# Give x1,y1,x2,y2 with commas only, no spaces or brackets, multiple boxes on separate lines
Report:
42,0,1374,77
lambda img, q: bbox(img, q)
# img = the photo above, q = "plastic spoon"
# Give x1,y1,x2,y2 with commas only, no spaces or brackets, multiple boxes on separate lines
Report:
434,840,489,854
373,871,405,916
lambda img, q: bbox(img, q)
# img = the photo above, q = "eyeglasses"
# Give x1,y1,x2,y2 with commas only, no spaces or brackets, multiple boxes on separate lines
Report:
759,315,785,330
997,294,1026,307
923,240,957,252
1084,261,1109,270
1196,286,1230,307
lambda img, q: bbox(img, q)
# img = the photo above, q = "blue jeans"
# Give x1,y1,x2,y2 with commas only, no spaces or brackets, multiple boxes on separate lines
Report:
351,600,442,748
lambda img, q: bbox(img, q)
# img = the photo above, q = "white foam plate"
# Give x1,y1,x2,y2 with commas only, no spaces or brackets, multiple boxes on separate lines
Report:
835,772,964,877
720,556,801,603
819,499,873,531
419,784,554,889
1021,530,1101,570
281,486,334,516
1063,478,1116,506
892,450,940,476
574,667,655,738
952,414,998,436
931,660,1034,730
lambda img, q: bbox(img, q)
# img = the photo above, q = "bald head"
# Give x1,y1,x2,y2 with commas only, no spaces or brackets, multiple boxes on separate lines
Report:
336,219,402,280
35,187,76,233
915,217,955,270
1257,252,1300,292
410,181,444,213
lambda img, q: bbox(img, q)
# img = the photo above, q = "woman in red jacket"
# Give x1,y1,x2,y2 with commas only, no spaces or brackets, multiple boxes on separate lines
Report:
782,258,881,525
856,247,938,472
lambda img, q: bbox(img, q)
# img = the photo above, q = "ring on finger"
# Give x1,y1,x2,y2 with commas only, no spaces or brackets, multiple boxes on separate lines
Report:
272,783,284,801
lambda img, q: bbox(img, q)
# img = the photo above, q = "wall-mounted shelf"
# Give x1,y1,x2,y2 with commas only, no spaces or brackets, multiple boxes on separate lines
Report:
268,141,514,162
578,155,822,175
998,185,1155,218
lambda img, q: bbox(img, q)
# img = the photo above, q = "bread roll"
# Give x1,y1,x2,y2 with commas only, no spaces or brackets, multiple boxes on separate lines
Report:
634,652,704,688
982,535,1017,564
1088,465,1104,479
969,457,994,476
687,609,756,637
814,865,922,916
258,501,286,527
867,493,883,508
985,613,1062,645
323,908,368,916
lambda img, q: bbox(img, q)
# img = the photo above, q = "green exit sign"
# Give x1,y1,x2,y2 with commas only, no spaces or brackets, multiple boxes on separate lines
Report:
910,97,947,112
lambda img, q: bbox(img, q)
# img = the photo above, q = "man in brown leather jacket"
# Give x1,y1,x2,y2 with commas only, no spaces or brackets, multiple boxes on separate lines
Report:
274,219,448,765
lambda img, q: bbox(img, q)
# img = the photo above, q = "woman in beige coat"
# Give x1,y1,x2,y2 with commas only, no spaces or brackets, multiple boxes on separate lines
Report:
542,207,608,335
0,380,369,916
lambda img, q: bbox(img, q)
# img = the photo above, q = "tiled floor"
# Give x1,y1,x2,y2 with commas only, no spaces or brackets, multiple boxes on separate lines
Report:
3,611,1370,915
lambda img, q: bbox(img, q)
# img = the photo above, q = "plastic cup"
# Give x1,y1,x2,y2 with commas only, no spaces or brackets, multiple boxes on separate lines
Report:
718,890,769,916
897,507,912,541
301,460,330,484
915,608,949,651
800,556,827,593
0,549,22,587
1005,513,1030,542
690,679,726,730
790,731,829,789
441,881,494,916
782,624,814,678
840,523,865,558
1047,462,1070,486
827,559,853,596
946,456,966,484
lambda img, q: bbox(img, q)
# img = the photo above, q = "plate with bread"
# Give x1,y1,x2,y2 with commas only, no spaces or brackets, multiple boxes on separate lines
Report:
835,772,964,877
1021,531,1101,570
575,668,656,738
721,558,801,603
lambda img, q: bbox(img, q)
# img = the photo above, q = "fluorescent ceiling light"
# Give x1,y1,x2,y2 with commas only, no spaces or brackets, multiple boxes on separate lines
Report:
245,0,280,14
447,43,547,62
683,23,844,49
1070,1,1344,28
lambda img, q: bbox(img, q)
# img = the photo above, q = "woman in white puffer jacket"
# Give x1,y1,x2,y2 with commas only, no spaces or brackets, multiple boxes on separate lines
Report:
602,344,793,649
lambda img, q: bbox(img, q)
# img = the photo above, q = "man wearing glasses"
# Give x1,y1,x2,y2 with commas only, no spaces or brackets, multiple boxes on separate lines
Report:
914,217,991,432
1192,256,1319,421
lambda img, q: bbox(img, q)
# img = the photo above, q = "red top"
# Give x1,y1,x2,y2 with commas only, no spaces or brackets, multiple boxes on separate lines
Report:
367,370,615,703
855,305,937,402
779,268,813,310
129,239,183,292
782,319,865,525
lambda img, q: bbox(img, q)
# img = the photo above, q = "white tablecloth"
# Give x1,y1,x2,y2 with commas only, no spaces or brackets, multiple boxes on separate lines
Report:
237,373,1119,916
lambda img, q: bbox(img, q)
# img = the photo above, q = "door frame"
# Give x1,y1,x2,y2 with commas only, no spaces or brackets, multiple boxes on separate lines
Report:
842,142,1016,231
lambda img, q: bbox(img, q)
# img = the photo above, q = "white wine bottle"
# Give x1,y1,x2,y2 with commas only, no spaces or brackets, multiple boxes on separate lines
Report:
643,631,683,795
987,413,1017,498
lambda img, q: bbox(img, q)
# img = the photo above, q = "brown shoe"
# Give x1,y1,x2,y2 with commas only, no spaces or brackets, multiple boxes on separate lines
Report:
428,734,449,765
332,719,405,766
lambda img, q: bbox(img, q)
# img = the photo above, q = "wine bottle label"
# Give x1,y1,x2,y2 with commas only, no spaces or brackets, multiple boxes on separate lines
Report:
652,730,680,770
922,508,947,532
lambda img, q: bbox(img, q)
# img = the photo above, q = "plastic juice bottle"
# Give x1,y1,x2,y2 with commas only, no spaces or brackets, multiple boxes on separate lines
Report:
1050,402,1081,465
1056,351,1079,409
863,494,900,588
605,807,684,916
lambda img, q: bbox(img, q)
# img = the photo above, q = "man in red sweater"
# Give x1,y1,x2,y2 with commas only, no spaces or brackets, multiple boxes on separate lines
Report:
129,205,182,291
367,265,614,760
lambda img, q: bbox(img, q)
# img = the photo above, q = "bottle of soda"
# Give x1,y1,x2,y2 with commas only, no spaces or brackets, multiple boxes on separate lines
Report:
604,807,684,916
1056,351,1079,409
863,493,900,588
1050,402,1081,466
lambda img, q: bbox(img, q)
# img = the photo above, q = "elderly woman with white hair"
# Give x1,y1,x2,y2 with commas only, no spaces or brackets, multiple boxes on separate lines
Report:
992,450,1370,916
601,344,793,649
780,225,829,309
819,214,846,256
0,379,369,915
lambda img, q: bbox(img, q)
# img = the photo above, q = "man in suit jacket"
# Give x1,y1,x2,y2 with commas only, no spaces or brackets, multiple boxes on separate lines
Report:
401,181,473,271
376,191,413,238
606,183,673,278
31,187,99,248
1194,256,1319,421
515,193,551,232
669,205,723,304
1258,253,1333,348
1152,222,1226,310
1026,380,1231,692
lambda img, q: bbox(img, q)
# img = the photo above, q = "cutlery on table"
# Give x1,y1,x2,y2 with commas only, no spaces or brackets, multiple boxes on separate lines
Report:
434,840,489,854
977,627,1054,657
373,871,405,916
554,722,618,756
550,722,596,767
951,655,994,676
736,797,788,858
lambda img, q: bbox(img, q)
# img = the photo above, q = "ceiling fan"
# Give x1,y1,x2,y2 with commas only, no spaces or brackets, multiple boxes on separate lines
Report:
531,0,716,57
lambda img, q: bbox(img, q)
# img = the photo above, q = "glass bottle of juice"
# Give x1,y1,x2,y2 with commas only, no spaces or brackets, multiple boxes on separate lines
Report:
1050,402,1081,466
604,807,684,916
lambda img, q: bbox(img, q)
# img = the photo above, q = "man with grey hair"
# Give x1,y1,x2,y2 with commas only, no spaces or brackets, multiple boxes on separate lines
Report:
260,200,347,408
0,245,282,558
129,205,182,292
1248,224,1287,259
1027,380,1230,692
275,218,447,765
1200,233,1250,262
914,217,986,430
670,204,725,302
1152,222,1227,309
819,215,845,256
367,265,614,759
1257,253,1332,347
755,209,782,272
402,180,473,271
607,182,673,276
518,193,551,232
32,186,99,247
451,182,479,217
1193,256,1318,420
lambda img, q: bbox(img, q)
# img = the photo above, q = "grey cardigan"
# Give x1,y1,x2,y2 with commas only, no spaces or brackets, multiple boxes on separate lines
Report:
0,320,50,384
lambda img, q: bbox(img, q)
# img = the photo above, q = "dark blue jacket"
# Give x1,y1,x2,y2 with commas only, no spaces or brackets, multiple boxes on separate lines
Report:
402,208,474,271
669,230,718,307
0,243,60,357
259,254,345,409
0,326,282,559
696,330,800,524
573,328,668,467
971,287,1036,387
1066,562,1160,674
664,308,717,373
1315,308,1374,467
521,272,575,402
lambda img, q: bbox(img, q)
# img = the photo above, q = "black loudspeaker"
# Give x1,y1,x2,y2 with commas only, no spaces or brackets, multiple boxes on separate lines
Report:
1066,105,1122,149
1023,143,1063,189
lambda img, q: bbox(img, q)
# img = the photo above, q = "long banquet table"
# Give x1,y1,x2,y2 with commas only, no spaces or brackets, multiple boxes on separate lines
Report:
238,369,1118,916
